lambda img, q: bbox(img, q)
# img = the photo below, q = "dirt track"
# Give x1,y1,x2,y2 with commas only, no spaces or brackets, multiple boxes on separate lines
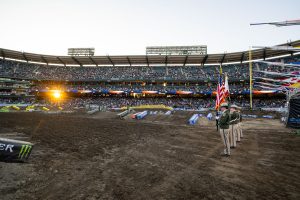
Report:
0,112,299,200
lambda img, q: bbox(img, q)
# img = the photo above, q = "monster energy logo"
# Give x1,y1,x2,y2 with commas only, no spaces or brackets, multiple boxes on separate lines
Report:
18,144,32,159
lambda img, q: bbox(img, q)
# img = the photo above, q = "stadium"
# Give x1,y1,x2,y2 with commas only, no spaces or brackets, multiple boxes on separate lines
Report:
0,1,300,200
1,41,299,111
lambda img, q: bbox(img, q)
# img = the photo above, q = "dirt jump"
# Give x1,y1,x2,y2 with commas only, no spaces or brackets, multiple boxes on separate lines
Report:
0,111,299,200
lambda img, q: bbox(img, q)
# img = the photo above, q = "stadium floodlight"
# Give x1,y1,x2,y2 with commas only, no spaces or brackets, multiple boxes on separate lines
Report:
250,19,300,27
252,45,300,52
52,90,62,99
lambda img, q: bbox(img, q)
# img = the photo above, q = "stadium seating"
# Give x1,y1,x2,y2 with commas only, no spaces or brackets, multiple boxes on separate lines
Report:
0,54,298,110
0,55,298,82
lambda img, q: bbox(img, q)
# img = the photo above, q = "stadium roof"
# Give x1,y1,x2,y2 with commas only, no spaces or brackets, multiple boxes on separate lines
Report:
0,40,299,66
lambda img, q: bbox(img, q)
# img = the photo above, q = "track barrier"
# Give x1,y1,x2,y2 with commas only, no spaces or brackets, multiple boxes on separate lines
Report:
0,138,34,162
136,111,148,120
0,106,10,112
262,115,274,119
87,109,98,114
11,105,20,110
188,114,199,125
26,105,35,111
121,104,173,110
117,109,132,119
42,107,50,111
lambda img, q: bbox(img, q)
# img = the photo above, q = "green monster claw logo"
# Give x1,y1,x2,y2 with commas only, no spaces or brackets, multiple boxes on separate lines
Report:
18,144,32,159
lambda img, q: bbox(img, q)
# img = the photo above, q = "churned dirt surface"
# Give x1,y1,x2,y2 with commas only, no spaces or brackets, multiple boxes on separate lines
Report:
0,112,299,200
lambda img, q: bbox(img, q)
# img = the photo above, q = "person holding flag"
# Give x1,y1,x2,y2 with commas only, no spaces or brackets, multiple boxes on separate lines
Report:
218,103,231,156
216,66,231,156
223,73,238,149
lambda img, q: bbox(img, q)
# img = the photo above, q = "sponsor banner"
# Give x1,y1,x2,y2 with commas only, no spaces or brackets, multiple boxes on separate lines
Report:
70,89,78,93
109,90,125,94
78,90,92,94
0,138,34,162
197,91,213,95
142,91,159,94
176,91,193,95
132,89,142,94
101,89,109,94
253,90,277,94
166,90,177,95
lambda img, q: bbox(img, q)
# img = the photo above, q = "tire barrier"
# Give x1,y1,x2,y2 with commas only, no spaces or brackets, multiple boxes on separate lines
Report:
136,111,148,120
188,114,199,125
0,138,34,162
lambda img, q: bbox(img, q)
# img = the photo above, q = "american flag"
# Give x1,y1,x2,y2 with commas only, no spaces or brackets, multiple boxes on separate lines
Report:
215,74,225,110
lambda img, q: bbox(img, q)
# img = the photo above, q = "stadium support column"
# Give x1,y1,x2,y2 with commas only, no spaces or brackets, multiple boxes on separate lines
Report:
249,48,253,110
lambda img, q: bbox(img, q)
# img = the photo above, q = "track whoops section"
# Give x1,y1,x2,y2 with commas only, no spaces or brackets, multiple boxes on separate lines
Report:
0,112,299,200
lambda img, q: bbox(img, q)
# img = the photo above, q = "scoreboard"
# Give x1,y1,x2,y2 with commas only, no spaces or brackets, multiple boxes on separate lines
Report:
68,48,95,56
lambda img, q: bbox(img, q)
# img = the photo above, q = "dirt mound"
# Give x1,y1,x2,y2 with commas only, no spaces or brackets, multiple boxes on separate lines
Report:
0,112,299,200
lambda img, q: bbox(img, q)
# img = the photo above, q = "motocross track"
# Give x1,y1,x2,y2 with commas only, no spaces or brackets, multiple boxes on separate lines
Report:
0,111,299,200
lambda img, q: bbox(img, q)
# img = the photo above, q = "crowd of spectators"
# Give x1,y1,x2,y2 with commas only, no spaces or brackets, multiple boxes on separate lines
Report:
0,54,296,110
0,97,35,105
1,55,299,81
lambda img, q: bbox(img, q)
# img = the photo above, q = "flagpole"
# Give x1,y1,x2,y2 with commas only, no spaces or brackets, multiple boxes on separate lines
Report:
249,47,253,110
218,64,223,111
225,72,230,102
216,73,221,112
215,65,221,112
